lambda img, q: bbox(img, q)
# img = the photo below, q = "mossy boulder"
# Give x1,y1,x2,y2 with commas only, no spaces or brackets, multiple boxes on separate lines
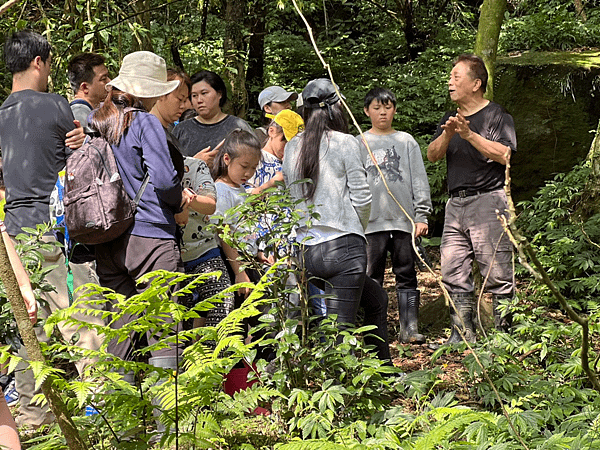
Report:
495,50,600,201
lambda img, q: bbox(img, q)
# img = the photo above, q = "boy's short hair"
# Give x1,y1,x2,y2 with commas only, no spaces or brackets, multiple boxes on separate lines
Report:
363,87,397,109
68,52,106,93
4,31,51,74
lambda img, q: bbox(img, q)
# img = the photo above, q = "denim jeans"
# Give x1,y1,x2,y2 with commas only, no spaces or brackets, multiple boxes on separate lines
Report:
440,189,514,295
302,234,367,325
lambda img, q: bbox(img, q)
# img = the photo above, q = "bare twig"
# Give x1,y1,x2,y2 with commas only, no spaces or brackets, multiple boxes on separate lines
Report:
518,347,541,363
0,0,19,16
579,221,600,251
290,2,529,447
501,149,600,392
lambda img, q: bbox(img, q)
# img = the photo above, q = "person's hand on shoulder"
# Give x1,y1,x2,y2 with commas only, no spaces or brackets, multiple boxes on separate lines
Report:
65,120,86,149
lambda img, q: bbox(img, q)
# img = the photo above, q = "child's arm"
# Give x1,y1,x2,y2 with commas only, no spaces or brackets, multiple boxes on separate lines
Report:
0,223,37,324
409,138,432,238
186,188,217,215
249,171,284,196
220,238,251,296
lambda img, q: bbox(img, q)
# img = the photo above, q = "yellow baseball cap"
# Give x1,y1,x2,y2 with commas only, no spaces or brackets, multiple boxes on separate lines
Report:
266,109,305,141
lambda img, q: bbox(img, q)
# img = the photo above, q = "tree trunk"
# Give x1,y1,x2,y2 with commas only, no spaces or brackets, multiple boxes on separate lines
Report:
0,240,86,450
393,0,418,60
130,0,154,52
246,0,266,116
587,118,600,179
574,0,587,22
223,0,248,118
474,0,507,101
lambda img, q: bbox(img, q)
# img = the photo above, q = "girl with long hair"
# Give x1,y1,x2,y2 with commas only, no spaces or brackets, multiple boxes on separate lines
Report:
212,130,262,296
282,79,391,361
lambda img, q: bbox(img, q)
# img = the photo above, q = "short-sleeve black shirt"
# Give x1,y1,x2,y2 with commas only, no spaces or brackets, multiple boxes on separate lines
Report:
0,90,75,236
432,101,517,193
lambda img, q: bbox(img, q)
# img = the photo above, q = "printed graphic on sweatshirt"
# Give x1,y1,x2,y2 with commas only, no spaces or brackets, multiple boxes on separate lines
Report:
364,146,403,184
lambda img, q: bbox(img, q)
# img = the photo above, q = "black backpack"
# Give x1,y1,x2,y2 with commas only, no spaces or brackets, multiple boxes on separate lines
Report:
63,133,149,245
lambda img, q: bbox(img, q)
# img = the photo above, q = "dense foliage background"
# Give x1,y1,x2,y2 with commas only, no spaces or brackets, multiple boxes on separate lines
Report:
2,0,600,448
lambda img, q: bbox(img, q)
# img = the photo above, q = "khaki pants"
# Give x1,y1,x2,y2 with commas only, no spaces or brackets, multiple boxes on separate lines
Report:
14,236,105,427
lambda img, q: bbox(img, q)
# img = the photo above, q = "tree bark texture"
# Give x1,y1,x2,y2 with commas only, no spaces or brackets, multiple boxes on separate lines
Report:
0,239,86,449
223,0,248,118
246,0,266,115
474,0,507,101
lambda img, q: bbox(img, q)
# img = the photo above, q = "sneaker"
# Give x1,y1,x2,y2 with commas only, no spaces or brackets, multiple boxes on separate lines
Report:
4,379,18,406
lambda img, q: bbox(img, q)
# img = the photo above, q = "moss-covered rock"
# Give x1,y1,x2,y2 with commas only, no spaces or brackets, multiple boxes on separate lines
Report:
495,50,600,201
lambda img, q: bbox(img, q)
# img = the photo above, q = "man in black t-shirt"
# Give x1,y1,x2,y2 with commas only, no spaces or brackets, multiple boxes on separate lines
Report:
0,31,99,429
427,54,517,344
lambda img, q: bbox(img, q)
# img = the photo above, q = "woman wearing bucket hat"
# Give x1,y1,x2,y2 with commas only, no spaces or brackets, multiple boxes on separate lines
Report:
90,51,192,364
282,78,391,362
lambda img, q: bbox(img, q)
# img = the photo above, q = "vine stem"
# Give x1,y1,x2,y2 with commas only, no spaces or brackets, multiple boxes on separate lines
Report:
0,0,19,15
501,150,600,392
290,1,529,447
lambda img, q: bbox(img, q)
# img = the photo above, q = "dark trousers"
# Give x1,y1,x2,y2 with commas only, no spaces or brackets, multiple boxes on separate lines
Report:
302,234,367,325
96,233,183,361
302,234,390,360
366,230,417,290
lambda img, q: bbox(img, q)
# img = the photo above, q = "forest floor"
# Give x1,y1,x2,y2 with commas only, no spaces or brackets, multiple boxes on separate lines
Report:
382,246,493,403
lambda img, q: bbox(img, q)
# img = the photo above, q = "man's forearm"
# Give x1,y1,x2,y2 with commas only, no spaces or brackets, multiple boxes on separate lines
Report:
427,131,451,162
464,132,510,165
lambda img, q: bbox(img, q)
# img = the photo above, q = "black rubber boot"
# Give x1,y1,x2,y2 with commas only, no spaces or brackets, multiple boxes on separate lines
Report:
445,292,477,344
397,289,425,344
492,293,513,333
362,278,391,363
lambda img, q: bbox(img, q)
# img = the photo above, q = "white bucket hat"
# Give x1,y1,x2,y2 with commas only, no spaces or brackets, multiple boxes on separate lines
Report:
107,51,179,98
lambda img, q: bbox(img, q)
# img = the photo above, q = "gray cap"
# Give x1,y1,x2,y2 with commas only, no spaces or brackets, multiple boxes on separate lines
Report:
258,86,298,109
301,78,344,109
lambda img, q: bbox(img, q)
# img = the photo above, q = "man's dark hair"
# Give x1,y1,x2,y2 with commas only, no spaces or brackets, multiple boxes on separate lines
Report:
454,54,488,94
4,31,51,74
68,52,106,93
363,87,397,109
190,70,227,107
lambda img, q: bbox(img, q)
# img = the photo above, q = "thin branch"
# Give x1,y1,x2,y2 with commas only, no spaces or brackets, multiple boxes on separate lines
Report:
579,221,600,251
501,149,600,392
59,0,187,58
290,2,530,447
0,0,20,16
362,0,404,25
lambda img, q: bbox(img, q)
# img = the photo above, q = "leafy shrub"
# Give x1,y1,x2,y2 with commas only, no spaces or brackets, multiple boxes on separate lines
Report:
500,3,600,52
